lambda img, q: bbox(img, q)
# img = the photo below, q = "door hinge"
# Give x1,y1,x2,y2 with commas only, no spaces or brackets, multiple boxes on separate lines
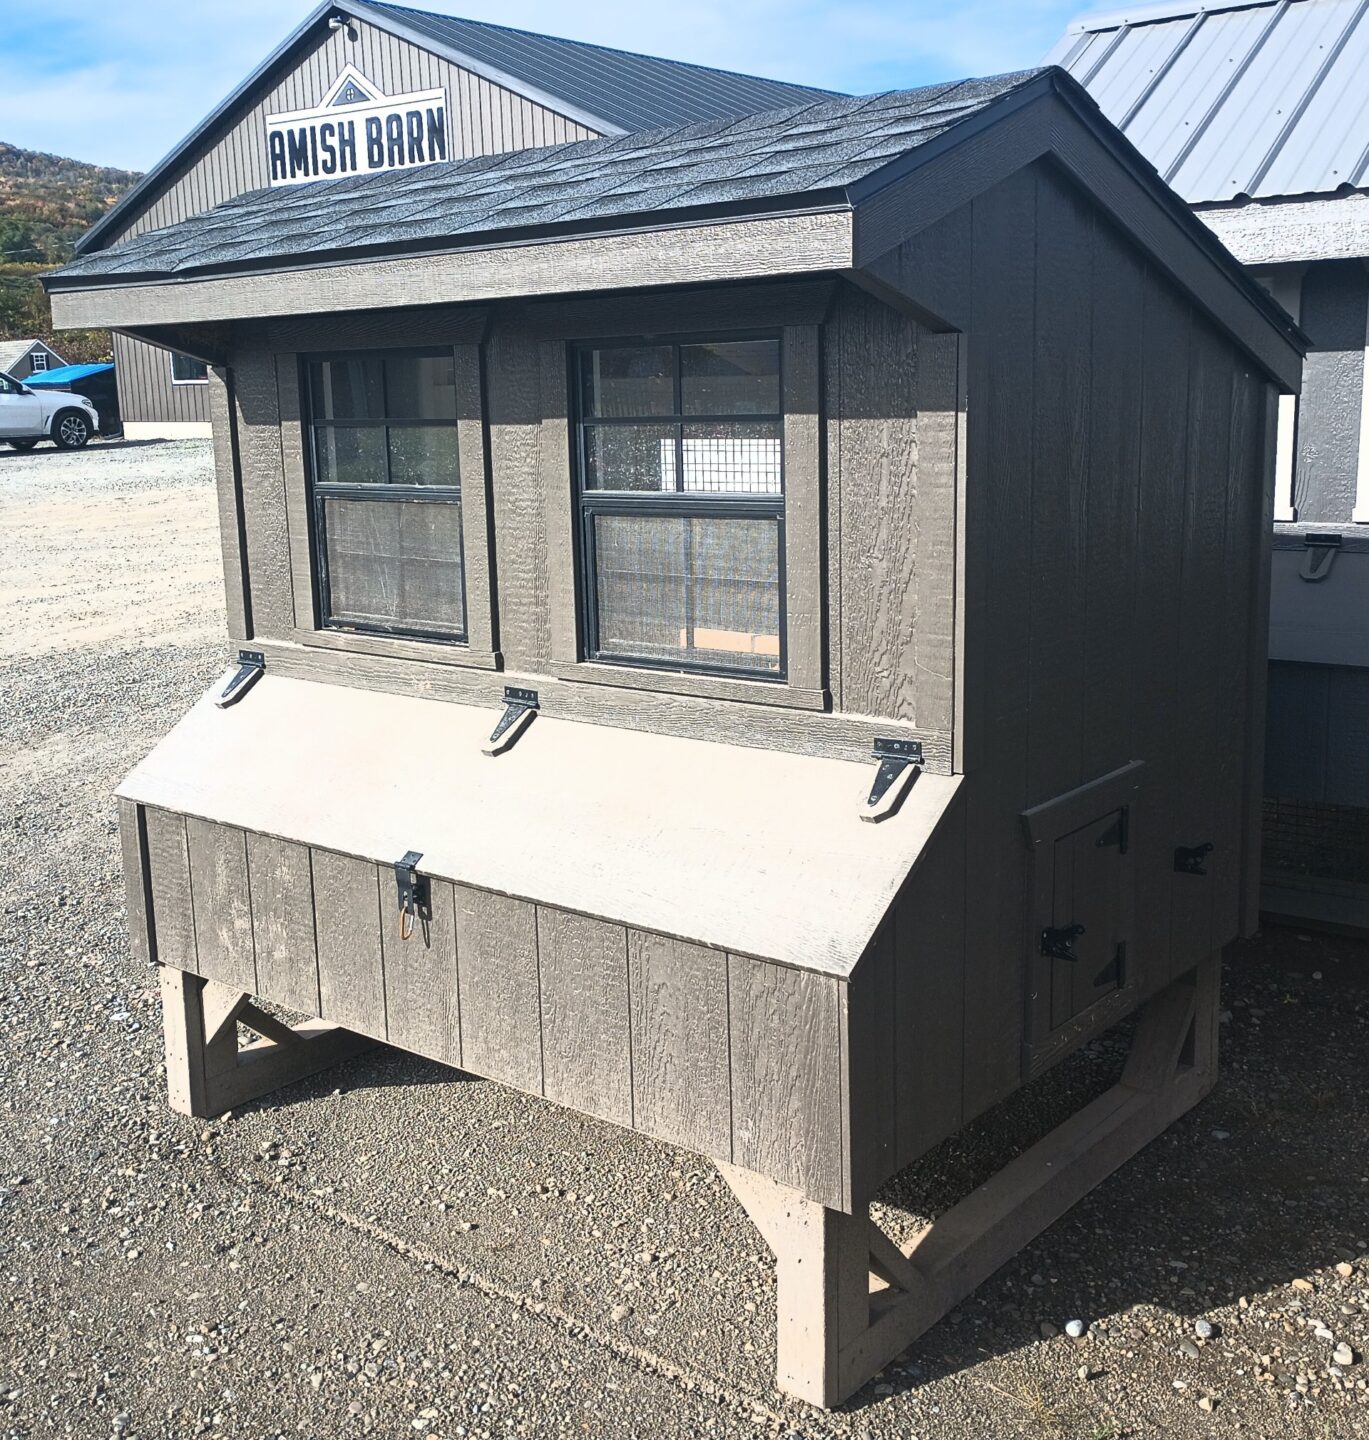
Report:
1041,923,1086,961
1174,841,1214,876
214,649,265,708
484,686,539,756
1300,532,1340,581
863,737,924,820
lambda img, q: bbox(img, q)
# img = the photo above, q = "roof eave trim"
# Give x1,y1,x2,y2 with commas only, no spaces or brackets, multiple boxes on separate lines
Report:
343,0,628,138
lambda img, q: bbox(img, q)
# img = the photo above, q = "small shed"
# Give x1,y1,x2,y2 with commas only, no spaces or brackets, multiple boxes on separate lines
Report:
0,337,67,381
25,362,122,435
1049,0,1369,928
46,66,1302,1407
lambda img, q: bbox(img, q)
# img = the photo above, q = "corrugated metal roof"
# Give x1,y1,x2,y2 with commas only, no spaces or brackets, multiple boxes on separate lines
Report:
51,74,1045,286
1047,0,1369,203
357,2,839,131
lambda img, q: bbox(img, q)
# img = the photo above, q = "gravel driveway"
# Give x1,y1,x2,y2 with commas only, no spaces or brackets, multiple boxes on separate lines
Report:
2,438,1367,1439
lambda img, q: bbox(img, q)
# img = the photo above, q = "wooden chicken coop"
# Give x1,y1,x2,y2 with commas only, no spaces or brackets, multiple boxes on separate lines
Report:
48,66,1302,1407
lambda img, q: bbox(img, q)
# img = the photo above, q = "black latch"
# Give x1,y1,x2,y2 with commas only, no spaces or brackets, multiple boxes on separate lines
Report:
1041,923,1085,961
393,850,429,941
1301,532,1341,582
215,649,265,709
866,737,924,811
1174,841,1214,875
484,686,539,755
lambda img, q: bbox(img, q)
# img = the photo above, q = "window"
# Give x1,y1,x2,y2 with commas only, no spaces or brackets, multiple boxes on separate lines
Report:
305,349,466,643
28,352,48,373
169,352,208,384
575,336,785,679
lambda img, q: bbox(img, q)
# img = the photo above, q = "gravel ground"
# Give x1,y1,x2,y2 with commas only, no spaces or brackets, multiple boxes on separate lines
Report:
2,437,1368,1440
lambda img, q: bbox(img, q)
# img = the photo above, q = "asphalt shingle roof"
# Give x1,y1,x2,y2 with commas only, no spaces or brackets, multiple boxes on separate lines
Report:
53,72,1047,285
360,1,839,131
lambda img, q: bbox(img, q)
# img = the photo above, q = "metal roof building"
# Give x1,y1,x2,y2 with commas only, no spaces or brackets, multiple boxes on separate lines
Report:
1052,0,1369,928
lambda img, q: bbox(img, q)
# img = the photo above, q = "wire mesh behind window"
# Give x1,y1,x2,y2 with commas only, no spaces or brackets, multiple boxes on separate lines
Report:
593,513,781,674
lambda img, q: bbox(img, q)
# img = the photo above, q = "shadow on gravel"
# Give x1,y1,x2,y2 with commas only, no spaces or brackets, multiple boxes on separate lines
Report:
838,925,1369,1409
0,437,186,460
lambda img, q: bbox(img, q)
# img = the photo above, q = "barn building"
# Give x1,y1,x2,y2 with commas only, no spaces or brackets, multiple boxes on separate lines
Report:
71,0,834,440
0,337,67,380
47,61,1303,1405
1050,0,1369,929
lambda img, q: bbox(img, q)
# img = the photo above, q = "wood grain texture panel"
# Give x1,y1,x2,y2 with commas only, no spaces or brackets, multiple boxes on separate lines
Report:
627,931,731,1159
185,820,256,992
275,353,314,634
144,808,197,973
536,907,631,1126
453,342,498,658
312,849,386,1036
232,346,295,636
841,925,895,1210
118,799,154,969
1131,279,1192,992
208,368,249,641
454,887,542,1094
961,167,1038,1120
486,321,549,669
538,338,577,667
245,832,319,1015
382,878,461,1065
893,789,967,1165
1025,170,1091,806
729,959,843,1209
1081,222,1144,784
782,322,824,694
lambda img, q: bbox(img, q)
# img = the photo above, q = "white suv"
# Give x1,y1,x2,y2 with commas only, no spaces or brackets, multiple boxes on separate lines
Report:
0,370,99,450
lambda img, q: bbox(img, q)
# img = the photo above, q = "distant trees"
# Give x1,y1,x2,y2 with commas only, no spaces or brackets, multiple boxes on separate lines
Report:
0,140,140,364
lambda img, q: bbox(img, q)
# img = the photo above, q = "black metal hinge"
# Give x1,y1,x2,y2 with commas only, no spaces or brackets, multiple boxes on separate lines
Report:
484,686,539,756
393,850,429,941
1041,923,1086,962
1174,841,1214,876
214,649,265,708
864,737,924,815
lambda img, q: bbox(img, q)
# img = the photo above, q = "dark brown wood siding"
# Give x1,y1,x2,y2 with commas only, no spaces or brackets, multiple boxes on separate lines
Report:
111,332,211,428
860,159,1276,1151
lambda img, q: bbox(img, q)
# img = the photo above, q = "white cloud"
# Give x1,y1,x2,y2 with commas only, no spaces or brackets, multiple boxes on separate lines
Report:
0,0,1084,171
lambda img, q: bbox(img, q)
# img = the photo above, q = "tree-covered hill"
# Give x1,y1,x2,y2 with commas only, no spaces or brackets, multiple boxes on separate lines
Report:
0,141,141,365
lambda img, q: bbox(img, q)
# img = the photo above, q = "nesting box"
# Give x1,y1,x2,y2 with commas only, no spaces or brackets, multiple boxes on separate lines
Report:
48,66,1302,1406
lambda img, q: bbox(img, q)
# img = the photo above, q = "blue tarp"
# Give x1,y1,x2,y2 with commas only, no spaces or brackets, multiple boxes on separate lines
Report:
25,362,114,387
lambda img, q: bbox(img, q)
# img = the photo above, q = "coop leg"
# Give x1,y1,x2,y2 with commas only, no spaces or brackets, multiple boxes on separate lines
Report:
159,966,371,1118
721,952,1220,1408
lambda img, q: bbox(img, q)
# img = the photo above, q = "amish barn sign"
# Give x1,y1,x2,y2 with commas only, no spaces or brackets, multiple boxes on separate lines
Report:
266,64,447,185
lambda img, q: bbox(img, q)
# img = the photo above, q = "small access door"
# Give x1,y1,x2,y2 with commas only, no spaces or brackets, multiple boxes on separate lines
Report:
1023,763,1143,1076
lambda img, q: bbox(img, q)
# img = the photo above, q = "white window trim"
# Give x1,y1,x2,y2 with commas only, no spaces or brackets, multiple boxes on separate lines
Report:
168,352,209,386
1355,259,1369,523
28,351,48,372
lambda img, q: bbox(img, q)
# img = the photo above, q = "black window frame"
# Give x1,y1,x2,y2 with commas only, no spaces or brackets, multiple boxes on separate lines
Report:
572,330,788,683
303,346,469,646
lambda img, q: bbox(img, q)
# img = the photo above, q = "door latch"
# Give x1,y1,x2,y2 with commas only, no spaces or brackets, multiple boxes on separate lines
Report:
1174,841,1214,875
484,686,539,756
393,850,429,941
214,649,265,708
1040,923,1085,962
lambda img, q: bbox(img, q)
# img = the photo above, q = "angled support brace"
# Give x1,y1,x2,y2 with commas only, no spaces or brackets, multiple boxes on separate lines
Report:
160,967,372,1118
720,952,1220,1408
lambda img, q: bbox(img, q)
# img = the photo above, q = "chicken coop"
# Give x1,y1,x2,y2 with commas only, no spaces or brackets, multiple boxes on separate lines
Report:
47,65,1302,1407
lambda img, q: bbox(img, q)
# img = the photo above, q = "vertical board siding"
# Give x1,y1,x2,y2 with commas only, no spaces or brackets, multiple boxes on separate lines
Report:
312,850,387,1035
111,333,211,427
186,818,257,992
627,931,732,1159
454,887,543,1094
728,959,843,1208
536,908,632,1126
832,289,957,731
144,808,197,973
382,879,462,1064
245,833,320,1015
117,799,155,969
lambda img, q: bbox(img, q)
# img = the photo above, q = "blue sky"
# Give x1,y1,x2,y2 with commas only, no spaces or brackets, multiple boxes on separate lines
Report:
0,1,1090,172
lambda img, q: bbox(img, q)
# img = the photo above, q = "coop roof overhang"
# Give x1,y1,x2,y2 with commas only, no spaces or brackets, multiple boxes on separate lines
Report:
117,675,962,976
46,67,1304,391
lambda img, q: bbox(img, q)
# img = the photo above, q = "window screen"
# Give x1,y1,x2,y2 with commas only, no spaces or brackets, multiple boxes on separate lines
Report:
170,352,208,384
306,350,466,643
576,336,784,678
